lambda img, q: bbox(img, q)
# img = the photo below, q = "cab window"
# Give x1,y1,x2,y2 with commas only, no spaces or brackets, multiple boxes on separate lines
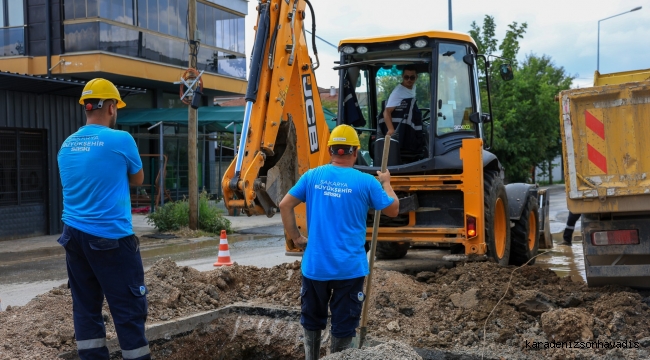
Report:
436,43,474,135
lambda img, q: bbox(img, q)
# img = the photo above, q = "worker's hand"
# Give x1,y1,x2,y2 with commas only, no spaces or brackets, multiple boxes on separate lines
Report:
377,169,391,185
385,128,395,137
293,235,308,250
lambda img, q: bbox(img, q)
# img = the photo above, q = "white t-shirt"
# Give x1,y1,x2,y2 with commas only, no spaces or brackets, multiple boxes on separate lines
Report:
386,84,416,108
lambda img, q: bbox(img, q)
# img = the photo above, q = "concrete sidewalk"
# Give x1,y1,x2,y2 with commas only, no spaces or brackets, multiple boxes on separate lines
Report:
0,214,283,257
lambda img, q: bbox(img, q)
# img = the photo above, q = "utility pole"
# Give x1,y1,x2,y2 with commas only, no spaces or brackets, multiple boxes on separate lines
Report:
448,0,453,30
188,0,198,229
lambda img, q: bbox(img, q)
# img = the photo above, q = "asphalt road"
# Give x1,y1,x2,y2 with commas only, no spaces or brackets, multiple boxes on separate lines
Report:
0,185,580,309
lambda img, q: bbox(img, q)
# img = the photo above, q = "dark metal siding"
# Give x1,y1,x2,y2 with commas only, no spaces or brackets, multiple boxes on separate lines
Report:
0,90,85,237
27,0,64,57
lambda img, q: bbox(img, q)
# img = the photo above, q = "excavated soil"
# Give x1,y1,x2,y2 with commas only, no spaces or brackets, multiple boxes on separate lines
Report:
2,259,650,359
148,311,308,359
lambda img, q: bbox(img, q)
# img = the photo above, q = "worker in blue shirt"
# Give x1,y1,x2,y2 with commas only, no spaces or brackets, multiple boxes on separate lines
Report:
279,125,399,359
57,78,150,360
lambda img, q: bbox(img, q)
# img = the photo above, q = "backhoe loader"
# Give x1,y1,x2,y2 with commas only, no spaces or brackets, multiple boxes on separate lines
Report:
222,0,551,265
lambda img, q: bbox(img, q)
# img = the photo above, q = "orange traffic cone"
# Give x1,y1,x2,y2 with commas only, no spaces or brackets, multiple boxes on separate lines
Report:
213,230,233,266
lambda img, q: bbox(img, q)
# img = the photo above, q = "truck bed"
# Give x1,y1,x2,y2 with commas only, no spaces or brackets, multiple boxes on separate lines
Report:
560,80,650,214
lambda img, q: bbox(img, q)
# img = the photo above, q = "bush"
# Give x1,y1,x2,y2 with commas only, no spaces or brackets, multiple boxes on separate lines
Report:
146,192,232,234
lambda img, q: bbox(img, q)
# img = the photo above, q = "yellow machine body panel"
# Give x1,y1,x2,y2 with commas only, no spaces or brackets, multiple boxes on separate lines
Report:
339,30,477,49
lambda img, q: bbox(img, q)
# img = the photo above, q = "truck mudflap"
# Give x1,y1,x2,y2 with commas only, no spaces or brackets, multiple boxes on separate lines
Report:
581,213,650,289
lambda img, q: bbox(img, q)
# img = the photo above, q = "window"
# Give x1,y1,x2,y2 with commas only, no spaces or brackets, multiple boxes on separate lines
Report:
67,0,133,25
6,0,23,26
436,43,474,135
375,64,431,116
0,0,24,56
0,129,47,206
62,0,245,78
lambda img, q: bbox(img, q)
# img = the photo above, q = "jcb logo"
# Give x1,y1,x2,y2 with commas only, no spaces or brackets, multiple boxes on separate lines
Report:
302,75,319,153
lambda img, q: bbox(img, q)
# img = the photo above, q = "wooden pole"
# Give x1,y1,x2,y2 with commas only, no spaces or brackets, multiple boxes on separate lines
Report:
188,0,198,229
358,135,392,348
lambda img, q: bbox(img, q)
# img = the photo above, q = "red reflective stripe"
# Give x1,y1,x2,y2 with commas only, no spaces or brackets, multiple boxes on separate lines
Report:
587,144,608,173
585,110,605,140
219,244,229,250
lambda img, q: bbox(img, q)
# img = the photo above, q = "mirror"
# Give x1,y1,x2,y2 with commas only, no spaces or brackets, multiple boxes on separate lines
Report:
469,112,480,124
499,64,514,81
463,54,474,66
481,113,492,123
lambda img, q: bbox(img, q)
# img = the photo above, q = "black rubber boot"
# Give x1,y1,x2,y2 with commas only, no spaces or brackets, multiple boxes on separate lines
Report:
561,227,573,245
330,335,353,354
303,329,321,360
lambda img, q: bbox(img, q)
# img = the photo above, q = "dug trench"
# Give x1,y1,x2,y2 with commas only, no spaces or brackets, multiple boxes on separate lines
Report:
2,258,650,359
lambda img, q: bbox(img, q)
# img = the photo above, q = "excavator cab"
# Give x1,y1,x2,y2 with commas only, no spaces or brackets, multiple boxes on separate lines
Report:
335,33,484,170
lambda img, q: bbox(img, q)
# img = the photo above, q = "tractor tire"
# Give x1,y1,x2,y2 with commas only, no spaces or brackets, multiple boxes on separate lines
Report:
509,195,540,266
484,171,511,266
375,242,410,260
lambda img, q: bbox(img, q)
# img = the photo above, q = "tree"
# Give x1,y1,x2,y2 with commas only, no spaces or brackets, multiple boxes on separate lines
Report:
469,16,573,182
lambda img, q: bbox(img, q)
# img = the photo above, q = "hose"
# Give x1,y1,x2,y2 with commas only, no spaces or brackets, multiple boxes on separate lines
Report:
304,0,320,70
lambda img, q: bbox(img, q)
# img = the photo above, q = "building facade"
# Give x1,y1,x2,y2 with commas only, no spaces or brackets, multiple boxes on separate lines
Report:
0,0,248,240
0,0,247,97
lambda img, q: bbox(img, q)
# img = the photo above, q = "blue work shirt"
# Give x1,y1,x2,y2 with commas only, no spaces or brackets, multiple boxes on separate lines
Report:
58,124,142,239
289,164,394,281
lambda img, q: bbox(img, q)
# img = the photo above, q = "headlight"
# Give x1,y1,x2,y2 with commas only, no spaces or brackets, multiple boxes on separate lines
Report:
341,46,355,54
414,39,427,48
398,42,411,50
356,46,368,54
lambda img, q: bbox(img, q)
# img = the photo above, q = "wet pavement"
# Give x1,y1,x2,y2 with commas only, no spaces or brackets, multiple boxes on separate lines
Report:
0,184,587,310
532,185,587,284
0,232,289,308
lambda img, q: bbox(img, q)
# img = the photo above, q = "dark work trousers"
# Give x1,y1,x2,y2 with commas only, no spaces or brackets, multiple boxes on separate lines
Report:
563,211,582,243
58,225,150,360
300,276,365,338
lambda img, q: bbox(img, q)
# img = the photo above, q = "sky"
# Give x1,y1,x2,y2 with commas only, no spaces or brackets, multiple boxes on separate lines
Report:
244,0,649,89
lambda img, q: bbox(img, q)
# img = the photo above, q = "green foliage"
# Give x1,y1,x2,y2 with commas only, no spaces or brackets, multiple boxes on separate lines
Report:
321,99,338,115
198,193,232,234
469,16,573,182
146,192,232,234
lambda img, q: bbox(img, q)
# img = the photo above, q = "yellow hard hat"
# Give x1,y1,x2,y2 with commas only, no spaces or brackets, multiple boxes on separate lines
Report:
79,78,126,108
327,125,360,147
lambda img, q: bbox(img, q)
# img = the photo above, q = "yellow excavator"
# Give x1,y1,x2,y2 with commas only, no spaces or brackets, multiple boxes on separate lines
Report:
222,0,551,265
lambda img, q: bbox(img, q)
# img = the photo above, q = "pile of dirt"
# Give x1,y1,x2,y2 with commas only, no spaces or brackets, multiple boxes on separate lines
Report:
145,258,302,322
323,341,422,360
2,259,650,359
0,259,302,360
363,262,650,359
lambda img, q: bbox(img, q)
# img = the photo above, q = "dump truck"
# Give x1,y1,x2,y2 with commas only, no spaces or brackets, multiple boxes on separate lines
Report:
559,68,650,288
223,0,550,265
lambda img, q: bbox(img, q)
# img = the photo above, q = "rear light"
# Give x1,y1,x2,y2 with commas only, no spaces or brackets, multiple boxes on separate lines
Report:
592,230,639,245
466,215,477,238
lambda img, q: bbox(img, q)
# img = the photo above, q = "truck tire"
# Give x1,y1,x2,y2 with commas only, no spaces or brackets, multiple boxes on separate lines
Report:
484,171,511,266
509,195,540,266
375,242,410,260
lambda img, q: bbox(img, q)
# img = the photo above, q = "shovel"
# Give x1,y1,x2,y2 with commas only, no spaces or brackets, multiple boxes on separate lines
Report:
357,134,392,348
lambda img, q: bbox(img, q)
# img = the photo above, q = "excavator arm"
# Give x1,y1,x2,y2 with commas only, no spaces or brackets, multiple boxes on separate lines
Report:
222,0,330,248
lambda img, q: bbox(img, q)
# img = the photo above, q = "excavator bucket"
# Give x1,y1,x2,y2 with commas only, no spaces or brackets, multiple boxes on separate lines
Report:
255,121,299,217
